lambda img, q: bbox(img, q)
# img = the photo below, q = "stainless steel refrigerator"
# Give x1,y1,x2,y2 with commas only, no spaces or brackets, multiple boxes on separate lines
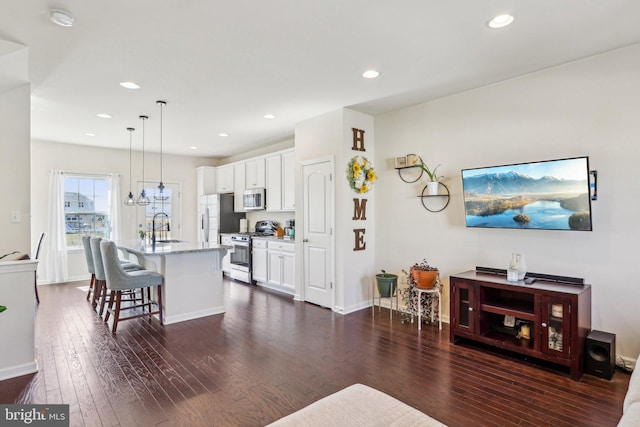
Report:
198,193,245,244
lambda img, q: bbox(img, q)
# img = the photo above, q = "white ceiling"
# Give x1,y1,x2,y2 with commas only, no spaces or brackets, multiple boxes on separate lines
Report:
1,1,639,158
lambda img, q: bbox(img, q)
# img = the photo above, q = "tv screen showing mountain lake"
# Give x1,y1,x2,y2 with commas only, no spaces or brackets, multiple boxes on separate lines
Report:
462,157,592,231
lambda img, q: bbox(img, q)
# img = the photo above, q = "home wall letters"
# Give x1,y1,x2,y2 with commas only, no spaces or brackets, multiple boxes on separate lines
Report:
352,127,367,251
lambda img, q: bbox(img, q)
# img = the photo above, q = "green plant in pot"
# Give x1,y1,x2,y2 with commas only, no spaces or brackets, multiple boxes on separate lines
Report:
404,259,438,289
416,162,443,195
402,259,441,322
375,270,398,297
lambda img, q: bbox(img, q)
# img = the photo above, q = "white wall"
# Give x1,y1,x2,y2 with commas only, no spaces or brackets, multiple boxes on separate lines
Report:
219,138,294,164
31,140,214,283
295,109,342,307
0,84,31,256
341,109,375,313
295,108,375,313
374,44,640,360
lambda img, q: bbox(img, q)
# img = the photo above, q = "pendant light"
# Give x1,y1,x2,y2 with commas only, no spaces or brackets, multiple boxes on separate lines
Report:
155,100,169,201
123,127,136,206
137,115,151,206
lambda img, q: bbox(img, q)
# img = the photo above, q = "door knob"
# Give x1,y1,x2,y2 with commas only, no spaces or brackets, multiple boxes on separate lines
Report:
541,322,548,327
303,238,309,242
468,307,473,311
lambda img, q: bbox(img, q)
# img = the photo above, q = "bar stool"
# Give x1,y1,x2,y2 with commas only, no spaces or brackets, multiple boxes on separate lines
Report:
90,237,143,316
82,235,96,303
100,240,163,334
413,286,442,330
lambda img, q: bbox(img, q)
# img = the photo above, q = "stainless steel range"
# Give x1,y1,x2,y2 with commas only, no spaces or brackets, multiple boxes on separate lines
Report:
229,221,279,284
229,233,251,283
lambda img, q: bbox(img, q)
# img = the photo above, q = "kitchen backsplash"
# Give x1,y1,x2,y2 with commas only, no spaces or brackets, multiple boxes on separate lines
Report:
245,211,293,232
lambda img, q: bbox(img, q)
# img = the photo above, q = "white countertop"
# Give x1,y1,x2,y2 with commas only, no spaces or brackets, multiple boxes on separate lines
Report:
115,240,231,256
251,235,295,242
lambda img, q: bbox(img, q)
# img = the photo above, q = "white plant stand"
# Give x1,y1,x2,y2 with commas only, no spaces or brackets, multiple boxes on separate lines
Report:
413,286,442,330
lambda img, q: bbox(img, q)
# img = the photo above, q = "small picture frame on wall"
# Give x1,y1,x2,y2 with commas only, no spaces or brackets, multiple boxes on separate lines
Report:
395,156,407,169
406,154,420,167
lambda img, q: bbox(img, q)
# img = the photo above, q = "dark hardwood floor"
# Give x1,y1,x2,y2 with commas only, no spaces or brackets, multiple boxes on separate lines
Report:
0,279,629,426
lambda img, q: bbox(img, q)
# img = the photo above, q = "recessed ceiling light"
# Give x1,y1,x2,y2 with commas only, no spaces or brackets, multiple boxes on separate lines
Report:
219,132,229,137
362,70,380,79
119,81,140,89
96,113,112,119
487,14,514,29
189,146,198,150
264,114,276,119
49,9,74,27
84,133,96,137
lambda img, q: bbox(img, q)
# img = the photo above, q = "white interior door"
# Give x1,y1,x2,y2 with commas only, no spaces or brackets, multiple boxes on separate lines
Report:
302,160,333,308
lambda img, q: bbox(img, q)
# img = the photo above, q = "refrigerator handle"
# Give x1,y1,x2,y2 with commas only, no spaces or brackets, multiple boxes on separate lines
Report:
205,208,210,242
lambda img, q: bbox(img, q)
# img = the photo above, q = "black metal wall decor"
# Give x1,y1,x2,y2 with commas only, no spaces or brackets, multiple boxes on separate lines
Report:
395,154,449,212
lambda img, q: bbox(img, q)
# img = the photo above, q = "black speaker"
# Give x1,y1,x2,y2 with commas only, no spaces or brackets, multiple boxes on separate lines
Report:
585,330,616,380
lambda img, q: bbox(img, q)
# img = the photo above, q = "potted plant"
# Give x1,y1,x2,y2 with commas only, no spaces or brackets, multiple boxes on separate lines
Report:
375,270,398,298
405,259,438,289
416,162,443,195
401,259,441,323
138,224,147,243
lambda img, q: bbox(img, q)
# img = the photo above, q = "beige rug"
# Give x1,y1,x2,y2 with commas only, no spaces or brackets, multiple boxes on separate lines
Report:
267,383,446,426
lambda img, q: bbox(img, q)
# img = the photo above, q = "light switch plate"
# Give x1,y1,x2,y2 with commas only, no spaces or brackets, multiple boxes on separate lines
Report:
10,210,20,223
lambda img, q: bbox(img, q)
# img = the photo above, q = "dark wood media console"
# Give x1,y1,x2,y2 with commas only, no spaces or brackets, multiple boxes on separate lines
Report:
450,270,592,380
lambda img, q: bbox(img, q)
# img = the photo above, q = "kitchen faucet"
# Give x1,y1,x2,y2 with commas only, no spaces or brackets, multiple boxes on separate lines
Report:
151,212,170,247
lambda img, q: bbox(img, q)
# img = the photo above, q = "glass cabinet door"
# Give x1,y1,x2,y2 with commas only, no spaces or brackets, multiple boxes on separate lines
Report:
454,281,475,334
541,296,570,358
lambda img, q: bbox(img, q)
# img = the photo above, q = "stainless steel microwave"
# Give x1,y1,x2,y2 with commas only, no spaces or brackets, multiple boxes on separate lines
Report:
243,188,266,210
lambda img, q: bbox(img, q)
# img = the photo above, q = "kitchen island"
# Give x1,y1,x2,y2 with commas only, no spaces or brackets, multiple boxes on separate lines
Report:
116,240,230,325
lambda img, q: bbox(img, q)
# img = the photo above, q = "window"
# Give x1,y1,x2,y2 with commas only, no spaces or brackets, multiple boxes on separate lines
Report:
64,175,110,247
137,182,181,241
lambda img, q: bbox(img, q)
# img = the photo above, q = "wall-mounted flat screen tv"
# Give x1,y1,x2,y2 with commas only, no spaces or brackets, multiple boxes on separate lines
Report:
461,157,592,231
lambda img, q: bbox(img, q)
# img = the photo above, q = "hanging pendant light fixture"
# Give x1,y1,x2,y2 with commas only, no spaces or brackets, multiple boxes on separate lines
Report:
123,127,136,206
137,115,151,206
155,100,169,201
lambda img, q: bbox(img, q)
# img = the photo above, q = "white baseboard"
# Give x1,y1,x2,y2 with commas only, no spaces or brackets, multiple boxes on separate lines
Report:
0,361,38,381
40,274,89,285
162,306,225,325
617,355,637,372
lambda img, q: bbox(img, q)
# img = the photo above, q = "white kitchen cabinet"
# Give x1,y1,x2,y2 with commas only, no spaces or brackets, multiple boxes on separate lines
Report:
216,165,234,193
220,234,233,274
281,150,295,211
234,162,246,212
196,166,217,195
252,238,268,283
266,154,282,211
266,149,295,212
266,240,295,293
245,157,265,189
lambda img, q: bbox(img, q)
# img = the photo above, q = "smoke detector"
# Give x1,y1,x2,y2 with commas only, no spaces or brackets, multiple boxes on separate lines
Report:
50,9,74,27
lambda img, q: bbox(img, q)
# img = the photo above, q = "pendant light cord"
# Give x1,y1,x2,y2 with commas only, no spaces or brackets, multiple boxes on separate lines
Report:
159,102,163,183
140,115,147,185
157,100,166,192
128,128,134,190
